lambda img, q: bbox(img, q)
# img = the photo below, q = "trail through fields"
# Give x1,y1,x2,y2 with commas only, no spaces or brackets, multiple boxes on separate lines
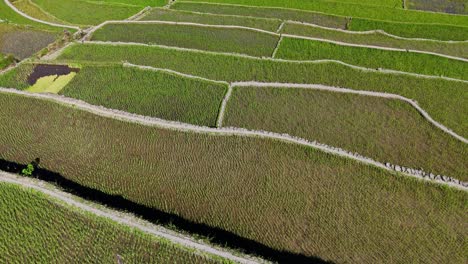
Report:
84,41,468,84
3,0,80,30
0,87,465,191
83,20,468,62
0,171,260,264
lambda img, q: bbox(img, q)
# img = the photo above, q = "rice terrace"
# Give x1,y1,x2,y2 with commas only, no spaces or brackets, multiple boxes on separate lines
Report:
0,0,466,263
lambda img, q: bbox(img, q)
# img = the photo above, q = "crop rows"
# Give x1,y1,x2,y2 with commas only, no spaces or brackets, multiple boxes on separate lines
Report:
275,37,467,80
140,8,282,32
91,22,280,57
223,86,468,181
280,22,468,59
173,2,468,40
180,0,468,25
0,182,222,263
55,43,468,138
0,92,466,263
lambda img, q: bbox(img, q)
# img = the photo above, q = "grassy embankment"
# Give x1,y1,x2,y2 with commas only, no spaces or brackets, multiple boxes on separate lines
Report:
53,43,468,138
280,22,468,59
0,182,225,263
172,2,468,40
11,0,71,25
275,37,468,80
91,23,280,57
140,8,282,32
224,86,468,181
24,0,166,26
0,92,466,263
0,63,227,127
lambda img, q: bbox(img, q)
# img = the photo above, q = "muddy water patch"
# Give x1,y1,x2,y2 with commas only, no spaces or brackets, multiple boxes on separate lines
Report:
27,64,80,85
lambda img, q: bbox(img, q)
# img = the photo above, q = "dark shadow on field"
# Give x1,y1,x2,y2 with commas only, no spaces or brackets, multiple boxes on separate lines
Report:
0,159,331,264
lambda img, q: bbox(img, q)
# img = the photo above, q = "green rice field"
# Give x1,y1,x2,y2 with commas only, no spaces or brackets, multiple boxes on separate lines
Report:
180,0,468,25
140,8,282,32
280,22,468,59
0,182,224,263
55,43,468,138
91,23,280,57
223,86,468,181
172,2,468,40
0,92,466,263
275,37,468,80
23,0,165,25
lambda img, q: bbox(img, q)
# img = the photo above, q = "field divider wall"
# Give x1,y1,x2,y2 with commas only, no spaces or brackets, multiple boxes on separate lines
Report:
80,41,468,83
0,171,259,264
271,35,283,58
3,0,80,30
85,20,468,62
216,85,233,127
0,87,465,191
125,6,152,21
285,20,468,43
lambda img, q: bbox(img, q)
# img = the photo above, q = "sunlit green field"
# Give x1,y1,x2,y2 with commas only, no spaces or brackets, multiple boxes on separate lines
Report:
0,182,224,263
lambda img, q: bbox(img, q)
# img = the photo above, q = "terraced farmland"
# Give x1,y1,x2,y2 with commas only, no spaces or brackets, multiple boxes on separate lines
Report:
0,92,467,263
0,181,225,263
0,0,467,262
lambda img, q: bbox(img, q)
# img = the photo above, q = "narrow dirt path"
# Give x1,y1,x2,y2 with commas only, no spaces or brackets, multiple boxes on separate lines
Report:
0,88,465,190
3,0,79,30
0,171,260,264
84,41,468,84
83,20,468,62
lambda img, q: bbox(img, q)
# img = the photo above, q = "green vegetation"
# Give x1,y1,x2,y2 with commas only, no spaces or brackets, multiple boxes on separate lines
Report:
181,0,468,25
55,43,468,137
91,23,280,57
26,72,76,93
0,182,224,263
0,1,62,31
224,86,468,180
26,0,165,25
0,92,466,263
275,37,468,80
140,8,282,32
172,2,348,29
0,62,33,89
348,18,468,41
281,22,468,58
11,0,71,25
331,0,402,7
60,65,227,126
0,23,57,60
173,2,468,40
407,0,467,14
0,53,15,69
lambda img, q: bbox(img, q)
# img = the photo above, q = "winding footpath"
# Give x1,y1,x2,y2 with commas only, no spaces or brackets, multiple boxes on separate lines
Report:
124,62,467,144
84,20,468,62
0,87,466,191
0,171,259,264
84,41,468,84
3,0,80,30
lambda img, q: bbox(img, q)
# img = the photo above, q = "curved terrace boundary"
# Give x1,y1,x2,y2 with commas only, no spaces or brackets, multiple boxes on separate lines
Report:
0,171,259,264
3,0,80,30
122,62,467,144
81,41,468,84
85,20,468,62
0,88,465,191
